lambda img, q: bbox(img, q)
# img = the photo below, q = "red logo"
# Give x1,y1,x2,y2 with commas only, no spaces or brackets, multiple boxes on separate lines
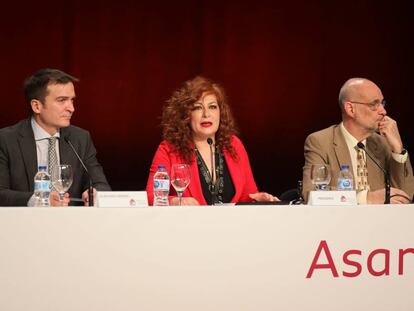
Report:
306,240,414,278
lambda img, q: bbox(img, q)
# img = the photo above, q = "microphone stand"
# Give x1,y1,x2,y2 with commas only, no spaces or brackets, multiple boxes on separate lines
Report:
384,171,390,204
65,137,94,206
88,179,94,206
357,142,390,204
291,180,305,205
207,138,216,205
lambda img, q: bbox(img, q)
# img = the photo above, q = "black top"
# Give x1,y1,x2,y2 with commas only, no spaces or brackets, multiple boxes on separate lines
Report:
196,150,235,205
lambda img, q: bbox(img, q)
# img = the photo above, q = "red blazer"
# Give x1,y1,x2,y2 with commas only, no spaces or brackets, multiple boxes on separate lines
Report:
146,136,258,205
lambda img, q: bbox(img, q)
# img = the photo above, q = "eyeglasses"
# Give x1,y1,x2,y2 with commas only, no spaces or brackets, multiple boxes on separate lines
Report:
347,99,386,111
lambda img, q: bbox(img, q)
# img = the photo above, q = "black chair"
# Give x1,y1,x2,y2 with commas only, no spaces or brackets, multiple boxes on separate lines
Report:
279,181,305,204
279,188,301,202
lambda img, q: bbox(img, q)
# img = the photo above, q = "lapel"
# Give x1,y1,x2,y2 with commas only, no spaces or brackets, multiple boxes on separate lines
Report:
332,125,353,172
224,151,243,203
17,119,38,189
366,136,381,161
59,128,84,195
59,128,75,166
366,136,384,187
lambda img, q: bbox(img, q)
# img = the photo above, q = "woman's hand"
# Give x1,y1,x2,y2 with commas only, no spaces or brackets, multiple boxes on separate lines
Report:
170,197,200,206
249,192,280,202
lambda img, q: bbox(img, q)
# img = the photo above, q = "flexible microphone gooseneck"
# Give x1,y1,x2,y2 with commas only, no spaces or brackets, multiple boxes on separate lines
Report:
64,137,94,206
357,142,390,204
207,138,216,205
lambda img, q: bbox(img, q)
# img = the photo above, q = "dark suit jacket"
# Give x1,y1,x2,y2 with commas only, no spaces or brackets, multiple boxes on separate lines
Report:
0,118,111,206
302,124,414,201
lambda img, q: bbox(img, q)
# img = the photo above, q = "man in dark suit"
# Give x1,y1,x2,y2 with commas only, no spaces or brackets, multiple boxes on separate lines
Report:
302,78,414,204
0,68,111,206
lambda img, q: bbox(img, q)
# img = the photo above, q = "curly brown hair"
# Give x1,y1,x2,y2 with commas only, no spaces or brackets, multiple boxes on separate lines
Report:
162,76,238,163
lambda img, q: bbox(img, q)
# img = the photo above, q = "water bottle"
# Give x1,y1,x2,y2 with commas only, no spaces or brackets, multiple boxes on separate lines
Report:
33,165,51,207
153,165,170,206
337,165,354,191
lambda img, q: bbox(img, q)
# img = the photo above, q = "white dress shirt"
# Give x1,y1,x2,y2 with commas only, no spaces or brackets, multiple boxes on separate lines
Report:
28,117,61,206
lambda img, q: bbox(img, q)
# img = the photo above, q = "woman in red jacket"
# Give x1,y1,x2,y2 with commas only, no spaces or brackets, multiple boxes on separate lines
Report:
146,76,278,205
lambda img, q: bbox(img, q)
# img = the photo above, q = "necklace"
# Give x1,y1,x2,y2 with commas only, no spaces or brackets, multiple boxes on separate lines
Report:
195,147,224,204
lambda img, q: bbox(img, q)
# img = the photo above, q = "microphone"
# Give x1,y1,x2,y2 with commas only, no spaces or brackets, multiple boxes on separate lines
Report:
64,137,94,206
357,142,390,204
207,138,216,205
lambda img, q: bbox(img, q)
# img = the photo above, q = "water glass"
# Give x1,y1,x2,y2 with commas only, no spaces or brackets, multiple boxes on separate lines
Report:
52,164,74,205
311,164,331,190
171,164,191,206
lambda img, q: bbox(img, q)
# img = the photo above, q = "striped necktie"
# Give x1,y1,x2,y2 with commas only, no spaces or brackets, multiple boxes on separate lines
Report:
48,137,59,184
356,145,370,191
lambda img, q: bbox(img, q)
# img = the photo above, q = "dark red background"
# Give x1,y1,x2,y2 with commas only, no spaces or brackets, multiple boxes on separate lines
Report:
1,0,413,195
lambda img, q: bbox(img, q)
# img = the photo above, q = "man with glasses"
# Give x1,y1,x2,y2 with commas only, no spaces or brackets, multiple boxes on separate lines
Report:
302,78,414,204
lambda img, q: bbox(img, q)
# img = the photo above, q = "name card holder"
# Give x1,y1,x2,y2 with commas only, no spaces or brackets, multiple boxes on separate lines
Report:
308,190,357,206
96,191,148,207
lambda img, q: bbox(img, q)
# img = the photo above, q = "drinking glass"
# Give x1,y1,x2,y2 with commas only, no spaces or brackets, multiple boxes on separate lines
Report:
171,164,191,206
52,164,74,205
311,164,331,190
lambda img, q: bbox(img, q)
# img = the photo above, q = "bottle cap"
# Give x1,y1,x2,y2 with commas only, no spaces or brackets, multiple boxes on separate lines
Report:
158,165,166,170
340,165,349,170
38,165,48,172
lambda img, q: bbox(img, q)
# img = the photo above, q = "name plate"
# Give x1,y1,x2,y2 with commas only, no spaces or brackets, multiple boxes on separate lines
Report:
96,191,148,207
308,190,357,206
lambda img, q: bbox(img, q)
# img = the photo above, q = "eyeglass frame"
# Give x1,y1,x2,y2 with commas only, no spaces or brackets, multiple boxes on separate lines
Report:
346,99,386,111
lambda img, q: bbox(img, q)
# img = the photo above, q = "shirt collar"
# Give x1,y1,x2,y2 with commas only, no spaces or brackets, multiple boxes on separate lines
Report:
340,122,366,150
31,117,60,141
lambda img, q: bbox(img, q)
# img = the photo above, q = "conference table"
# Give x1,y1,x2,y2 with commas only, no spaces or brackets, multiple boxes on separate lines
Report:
0,205,413,311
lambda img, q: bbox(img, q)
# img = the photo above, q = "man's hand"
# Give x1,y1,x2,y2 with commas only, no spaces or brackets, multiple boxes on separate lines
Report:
49,191,70,207
367,188,410,204
82,188,97,206
378,116,404,153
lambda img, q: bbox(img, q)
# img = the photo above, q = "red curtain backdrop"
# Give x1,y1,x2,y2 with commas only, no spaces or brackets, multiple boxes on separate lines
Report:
1,0,413,194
